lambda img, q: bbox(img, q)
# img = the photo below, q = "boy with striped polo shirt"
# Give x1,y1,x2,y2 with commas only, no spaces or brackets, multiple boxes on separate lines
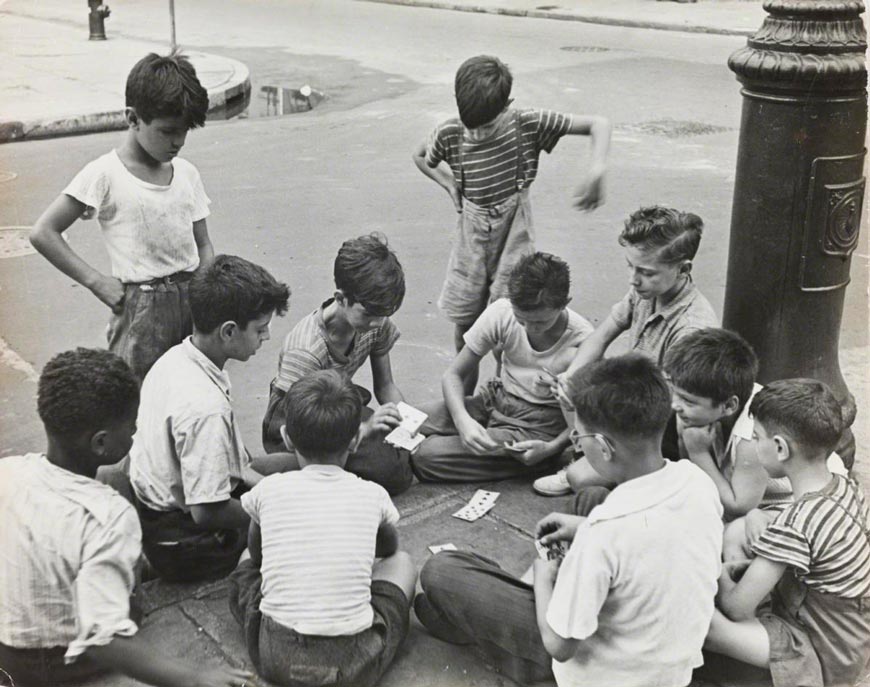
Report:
229,370,416,687
413,55,610,386
706,379,870,687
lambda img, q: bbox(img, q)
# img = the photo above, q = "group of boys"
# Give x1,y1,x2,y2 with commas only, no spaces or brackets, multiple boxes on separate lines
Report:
1,49,867,687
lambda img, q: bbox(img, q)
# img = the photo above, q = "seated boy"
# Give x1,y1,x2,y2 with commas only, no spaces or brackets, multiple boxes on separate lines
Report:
129,255,290,583
411,252,593,483
705,379,870,687
228,369,417,687
535,205,719,496
415,355,724,686
0,348,251,687
260,234,413,495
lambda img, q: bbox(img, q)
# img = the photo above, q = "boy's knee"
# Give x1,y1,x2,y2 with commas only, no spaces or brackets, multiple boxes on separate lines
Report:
381,457,414,496
573,486,611,517
420,551,462,594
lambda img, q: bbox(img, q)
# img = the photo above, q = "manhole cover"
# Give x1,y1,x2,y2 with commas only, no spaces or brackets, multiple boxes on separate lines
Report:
560,46,611,53
617,119,733,139
0,226,35,258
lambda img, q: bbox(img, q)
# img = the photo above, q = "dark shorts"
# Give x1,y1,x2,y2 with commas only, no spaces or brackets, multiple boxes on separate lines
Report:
228,560,410,687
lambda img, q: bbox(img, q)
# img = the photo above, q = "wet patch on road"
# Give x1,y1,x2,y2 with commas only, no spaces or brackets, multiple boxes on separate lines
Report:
196,47,419,119
617,119,734,138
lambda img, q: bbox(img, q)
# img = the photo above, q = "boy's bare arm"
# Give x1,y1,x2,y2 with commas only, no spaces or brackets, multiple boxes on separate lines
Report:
375,522,399,558
189,499,249,530
533,559,581,661
563,314,625,380
87,635,252,687
717,556,786,621
30,194,125,312
412,138,462,212
442,347,499,453
565,114,611,211
192,218,214,266
247,520,262,567
370,351,404,405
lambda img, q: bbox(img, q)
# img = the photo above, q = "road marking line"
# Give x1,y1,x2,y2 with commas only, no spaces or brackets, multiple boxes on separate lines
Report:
0,336,39,383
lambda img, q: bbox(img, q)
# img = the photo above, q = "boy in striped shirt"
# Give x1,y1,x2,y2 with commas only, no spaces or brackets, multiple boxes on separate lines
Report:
706,379,870,687
413,55,610,386
229,370,417,687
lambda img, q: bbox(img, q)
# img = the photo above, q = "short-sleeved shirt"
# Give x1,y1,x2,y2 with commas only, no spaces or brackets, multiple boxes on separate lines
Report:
610,278,719,366
272,299,400,394
753,474,870,598
464,299,593,406
242,465,399,635
0,454,140,662
130,337,250,512
425,108,572,208
546,460,723,687
63,150,210,283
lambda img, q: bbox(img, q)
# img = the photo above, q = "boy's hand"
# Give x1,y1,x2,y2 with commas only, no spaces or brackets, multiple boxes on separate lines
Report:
90,274,125,314
507,439,556,466
744,508,775,548
573,170,605,211
536,512,583,544
445,180,463,213
365,403,403,436
192,666,255,687
533,557,560,587
457,416,500,454
718,559,751,597
678,419,717,459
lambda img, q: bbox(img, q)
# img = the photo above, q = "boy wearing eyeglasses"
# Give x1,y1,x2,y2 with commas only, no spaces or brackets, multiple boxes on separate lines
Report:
415,354,724,686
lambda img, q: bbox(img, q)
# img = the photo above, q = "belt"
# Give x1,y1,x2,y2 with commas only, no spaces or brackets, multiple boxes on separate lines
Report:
130,270,195,288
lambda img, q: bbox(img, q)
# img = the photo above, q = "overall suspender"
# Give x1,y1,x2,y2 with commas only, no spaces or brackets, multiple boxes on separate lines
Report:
457,110,526,198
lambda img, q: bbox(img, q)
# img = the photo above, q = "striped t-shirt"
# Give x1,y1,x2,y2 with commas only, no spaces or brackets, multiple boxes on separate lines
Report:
753,474,870,598
273,299,400,393
425,108,573,208
242,465,399,635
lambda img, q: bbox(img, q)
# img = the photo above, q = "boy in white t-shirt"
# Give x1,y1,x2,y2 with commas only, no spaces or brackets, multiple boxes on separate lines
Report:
415,355,723,686
228,369,416,687
30,52,213,380
411,252,593,483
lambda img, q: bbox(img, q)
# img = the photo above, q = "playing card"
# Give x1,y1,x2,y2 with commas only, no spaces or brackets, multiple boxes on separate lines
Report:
396,402,427,433
428,543,458,554
384,403,428,452
451,489,500,522
535,538,569,562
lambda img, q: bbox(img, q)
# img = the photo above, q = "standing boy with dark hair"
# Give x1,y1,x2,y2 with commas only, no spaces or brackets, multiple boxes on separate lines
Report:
535,204,719,495
129,255,290,583
229,370,416,687
413,55,610,381
415,355,723,686
261,234,413,495
30,52,213,380
411,252,593,482
0,348,251,687
706,379,870,687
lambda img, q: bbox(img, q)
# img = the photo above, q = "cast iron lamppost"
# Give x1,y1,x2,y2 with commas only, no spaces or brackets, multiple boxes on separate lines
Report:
725,0,866,463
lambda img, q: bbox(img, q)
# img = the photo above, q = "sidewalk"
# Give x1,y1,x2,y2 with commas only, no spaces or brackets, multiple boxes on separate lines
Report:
360,0,767,37
0,10,250,143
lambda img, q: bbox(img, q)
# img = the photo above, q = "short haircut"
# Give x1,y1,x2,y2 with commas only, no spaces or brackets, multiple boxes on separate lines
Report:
455,55,513,129
619,205,704,263
37,348,139,439
567,354,672,439
663,328,759,408
750,379,844,455
334,234,405,317
190,255,290,333
284,370,362,458
126,52,209,128
508,252,571,311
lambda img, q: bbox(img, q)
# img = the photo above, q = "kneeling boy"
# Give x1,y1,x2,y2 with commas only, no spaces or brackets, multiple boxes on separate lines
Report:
706,379,870,687
229,370,417,687
411,251,593,483
0,349,250,687
415,355,723,686
129,255,290,583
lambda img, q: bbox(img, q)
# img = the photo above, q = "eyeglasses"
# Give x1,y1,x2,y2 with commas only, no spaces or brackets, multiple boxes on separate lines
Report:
569,430,615,455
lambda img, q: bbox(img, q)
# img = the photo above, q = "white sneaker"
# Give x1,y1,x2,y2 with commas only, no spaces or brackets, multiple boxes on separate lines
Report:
533,468,571,496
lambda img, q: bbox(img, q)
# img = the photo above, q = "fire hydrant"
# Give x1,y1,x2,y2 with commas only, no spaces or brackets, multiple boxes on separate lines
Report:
88,0,110,40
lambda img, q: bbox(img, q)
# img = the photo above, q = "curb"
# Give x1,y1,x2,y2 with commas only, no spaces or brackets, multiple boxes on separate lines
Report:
358,0,757,37
0,55,251,145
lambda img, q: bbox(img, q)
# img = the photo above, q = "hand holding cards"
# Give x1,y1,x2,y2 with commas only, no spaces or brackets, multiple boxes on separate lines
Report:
452,489,500,522
535,538,569,563
384,402,427,453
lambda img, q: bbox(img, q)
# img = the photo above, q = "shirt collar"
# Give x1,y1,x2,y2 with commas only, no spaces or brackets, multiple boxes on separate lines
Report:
301,463,347,476
181,336,231,397
644,277,698,324
587,460,693,524
32,454,118,525
725,383,763,454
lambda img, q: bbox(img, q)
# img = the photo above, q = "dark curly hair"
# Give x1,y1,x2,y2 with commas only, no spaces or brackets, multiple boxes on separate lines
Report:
508,252,571,311
619,205,704,263
37,348,139,437
126,52,209,128
334,234,405,317
284,369,362,458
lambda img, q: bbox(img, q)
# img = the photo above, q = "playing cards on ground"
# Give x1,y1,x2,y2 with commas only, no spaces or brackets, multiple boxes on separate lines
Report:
452,489,500,522
428,543,458,554
384,402,427,452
